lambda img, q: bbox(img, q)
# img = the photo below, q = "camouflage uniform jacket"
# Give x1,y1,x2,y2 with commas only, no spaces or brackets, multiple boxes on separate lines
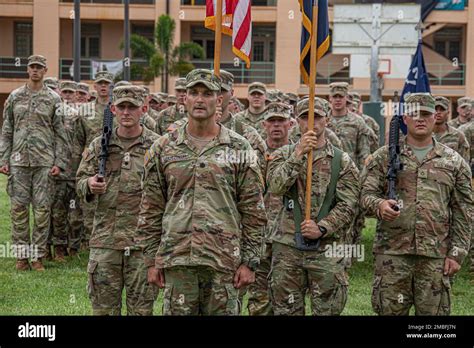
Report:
360,139,473,265
135,121,267,273
359,114,380,153
434,124,470,163
234,108,269,139
155,104,187,135
0,84,68,169
327,111,371,169
459,122,474,169
447,118,469,129
56,102,80,181
361,113,380,140
141,113,157,133
267,141,360,248
221,114,268,176
76,126,160,250
76,101,111,151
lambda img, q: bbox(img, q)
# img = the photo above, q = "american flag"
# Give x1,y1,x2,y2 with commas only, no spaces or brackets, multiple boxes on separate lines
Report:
205,0,252,68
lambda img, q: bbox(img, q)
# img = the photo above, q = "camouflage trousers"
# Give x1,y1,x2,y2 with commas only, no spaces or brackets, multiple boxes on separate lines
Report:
246,243,273,316
6,166,54,260
372,254,451,316
51,180,82,250
163,265,240,316
87,248,158,316
270,242,349,316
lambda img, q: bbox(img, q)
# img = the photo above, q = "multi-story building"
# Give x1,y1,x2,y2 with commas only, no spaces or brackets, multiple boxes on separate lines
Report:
1,0,473,121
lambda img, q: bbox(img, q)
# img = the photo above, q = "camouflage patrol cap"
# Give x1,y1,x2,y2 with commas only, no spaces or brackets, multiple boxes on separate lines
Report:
60,81,78,92
278,91,289,103
457,97,472,109
286,93,298,103
434,96,449,110
150,93,162,103
186,69,221,91
174,78,187,91
297,97,328,118
266,89,279,102
404,93,436,115
44,77,59,89
350,92,362,106
28,55,47,67
264,102,291,120
115,81,132,88
113,85,145,106
248,82,266,95
167,95,177,104
329,82,349,97
77,82,90,93
212,69,234,91
95,71,114,83
157,92,168,99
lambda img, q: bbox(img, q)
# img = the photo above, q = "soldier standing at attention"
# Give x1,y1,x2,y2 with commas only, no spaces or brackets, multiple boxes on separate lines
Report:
433,96,470,163
135,69,267,315
0,55,68,271
448,97,472,129
76,83,91,104
246,102,293,316
76,85,160,315
234,82,269,139
327,82,371,170
155,78,188,135
361,93,472,315
267,97,360,316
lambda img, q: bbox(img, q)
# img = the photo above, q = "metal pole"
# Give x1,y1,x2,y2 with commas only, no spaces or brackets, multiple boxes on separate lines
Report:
124,0,130,81
73,0,81,82
369,3,381,102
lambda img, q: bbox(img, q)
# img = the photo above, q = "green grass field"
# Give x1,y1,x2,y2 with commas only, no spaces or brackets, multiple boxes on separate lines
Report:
0,174,472,315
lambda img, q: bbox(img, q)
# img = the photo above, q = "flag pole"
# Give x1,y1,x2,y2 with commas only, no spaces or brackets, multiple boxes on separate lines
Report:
214,0,223,77
304,3,319,220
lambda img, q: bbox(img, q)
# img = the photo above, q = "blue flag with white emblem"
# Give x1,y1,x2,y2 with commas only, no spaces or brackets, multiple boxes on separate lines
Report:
398,40,431,134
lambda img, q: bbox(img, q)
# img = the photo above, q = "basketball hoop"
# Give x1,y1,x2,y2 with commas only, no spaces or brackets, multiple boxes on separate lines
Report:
378,59,391,78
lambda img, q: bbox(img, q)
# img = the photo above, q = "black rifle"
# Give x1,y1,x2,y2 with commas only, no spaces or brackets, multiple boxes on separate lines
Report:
386,114,403,211
97,83,114,182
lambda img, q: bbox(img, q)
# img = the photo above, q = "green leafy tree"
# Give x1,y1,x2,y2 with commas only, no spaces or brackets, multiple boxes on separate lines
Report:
122,14,204,91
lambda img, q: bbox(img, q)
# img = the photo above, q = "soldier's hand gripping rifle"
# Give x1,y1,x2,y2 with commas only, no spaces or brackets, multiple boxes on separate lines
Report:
97,83,114,183
386,114,403,211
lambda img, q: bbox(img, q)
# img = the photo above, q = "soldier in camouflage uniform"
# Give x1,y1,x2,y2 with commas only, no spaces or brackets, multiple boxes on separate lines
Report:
245,103,293,316
154,79,187,135
327,82,371,170
148,93,164,115
267,97,360,316
234,82,269,139
138,86,158,132
361,93,473,315
350,92,380,152
433,96,470,163
76,83,90,104
135,69,267,315
51,81,83,261
0,55,68,271
44,77,60,95
76,71,115,249
448,97,472,129
76,85,160,315
459,119,474,277
229,97,244,114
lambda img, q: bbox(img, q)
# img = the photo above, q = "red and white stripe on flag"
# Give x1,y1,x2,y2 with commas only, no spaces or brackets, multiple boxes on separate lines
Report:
232,0,251,68
205,0,252,68
205,0,233,36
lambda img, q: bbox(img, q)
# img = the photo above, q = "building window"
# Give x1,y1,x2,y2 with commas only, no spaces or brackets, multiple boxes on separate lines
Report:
253,42,265,62
433,27,462,61
132,23,154,42
190,25,215,59
14,22,33,57
81,23,101,58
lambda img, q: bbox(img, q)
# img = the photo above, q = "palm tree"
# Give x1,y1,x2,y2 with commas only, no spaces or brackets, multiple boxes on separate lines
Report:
123,14,204,92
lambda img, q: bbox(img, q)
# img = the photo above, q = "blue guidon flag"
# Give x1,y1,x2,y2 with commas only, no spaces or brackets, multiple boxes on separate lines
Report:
299,0,330,85
398,39,431,134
